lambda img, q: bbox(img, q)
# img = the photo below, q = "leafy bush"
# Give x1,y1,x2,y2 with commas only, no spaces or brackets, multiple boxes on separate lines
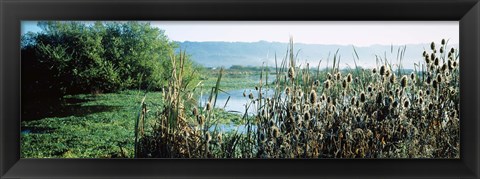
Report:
22,21,198,96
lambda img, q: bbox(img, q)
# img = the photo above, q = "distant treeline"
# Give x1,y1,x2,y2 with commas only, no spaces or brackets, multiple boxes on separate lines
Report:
21,21,199,101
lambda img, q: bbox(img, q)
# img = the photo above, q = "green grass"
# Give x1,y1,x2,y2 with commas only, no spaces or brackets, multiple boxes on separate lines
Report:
21,90,163,158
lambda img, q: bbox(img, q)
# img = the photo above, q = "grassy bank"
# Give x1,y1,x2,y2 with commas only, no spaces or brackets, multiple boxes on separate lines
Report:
21,90,163,158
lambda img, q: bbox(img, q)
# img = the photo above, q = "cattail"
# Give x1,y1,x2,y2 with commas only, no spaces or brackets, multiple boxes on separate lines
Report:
423,51,427,57
367,85,373,93
430,42,435,50
453,61,458,68
432,79,438,88
426,89,431,96
327,96,332,104
431,53,436,62
372,68,377,74
400,75,408,88
434,57,439,66
309,90,317,104
313,80,320,87
249,92,254,100
360,92,366,103
351,97,356,106
288,67,295,80
428,103,434,110
255,86,259,91
425,55,431,64
441,39,446,45
418,90,423,97
410,72,415,81
426,76,432,85
440,47,444,53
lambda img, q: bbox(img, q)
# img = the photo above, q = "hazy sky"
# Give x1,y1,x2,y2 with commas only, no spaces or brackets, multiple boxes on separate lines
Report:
22,21,459,47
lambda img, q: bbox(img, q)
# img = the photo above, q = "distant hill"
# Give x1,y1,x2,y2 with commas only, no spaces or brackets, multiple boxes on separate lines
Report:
176,41,459,69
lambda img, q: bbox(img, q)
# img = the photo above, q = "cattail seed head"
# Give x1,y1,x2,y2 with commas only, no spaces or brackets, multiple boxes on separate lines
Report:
351,97,356,106
434,58,439,66
372,68,377,74
410,72,415,81
440,47,444,53
441,39,446,45
423,51,427,57
430,42,435,50
327,73,332,80
425,55,430,64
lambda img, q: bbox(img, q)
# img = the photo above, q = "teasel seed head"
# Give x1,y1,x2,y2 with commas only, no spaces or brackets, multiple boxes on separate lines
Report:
206,101,212,111
342,79,347,88
304,111,311,121
360,92,366,103
249,92,254,100
327,73,332,80
389,74,396,84
197,114,205,125
351,97,356,106
309,90,317,104
425,55,431,64
285,87,291,95
347,73,353,83
403,100,410,108
440,46,444,53
400,75,408,88
410,72,415,81
380,65,386,76
288,67,295,80
434,57,439,66
324,80,331,90
436,74,443,83
192,107,199,116
432,79,438,88
430,42,435,50
372,68,377,74
423,51,427,57
441,39,446,45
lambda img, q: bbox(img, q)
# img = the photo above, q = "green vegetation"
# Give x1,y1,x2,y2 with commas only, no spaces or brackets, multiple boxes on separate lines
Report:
21,90,162,158
138,38,460,158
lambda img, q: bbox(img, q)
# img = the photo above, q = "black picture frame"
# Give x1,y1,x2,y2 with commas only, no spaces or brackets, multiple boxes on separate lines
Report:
1,0,479,178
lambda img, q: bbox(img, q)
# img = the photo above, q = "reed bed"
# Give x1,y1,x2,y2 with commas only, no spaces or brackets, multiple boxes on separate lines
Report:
137,38,460,158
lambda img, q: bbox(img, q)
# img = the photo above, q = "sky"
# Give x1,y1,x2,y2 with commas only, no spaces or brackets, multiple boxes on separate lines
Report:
22,21,459,47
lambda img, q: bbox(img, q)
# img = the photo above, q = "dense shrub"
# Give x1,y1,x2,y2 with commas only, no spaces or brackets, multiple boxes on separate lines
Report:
22,21,198,96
